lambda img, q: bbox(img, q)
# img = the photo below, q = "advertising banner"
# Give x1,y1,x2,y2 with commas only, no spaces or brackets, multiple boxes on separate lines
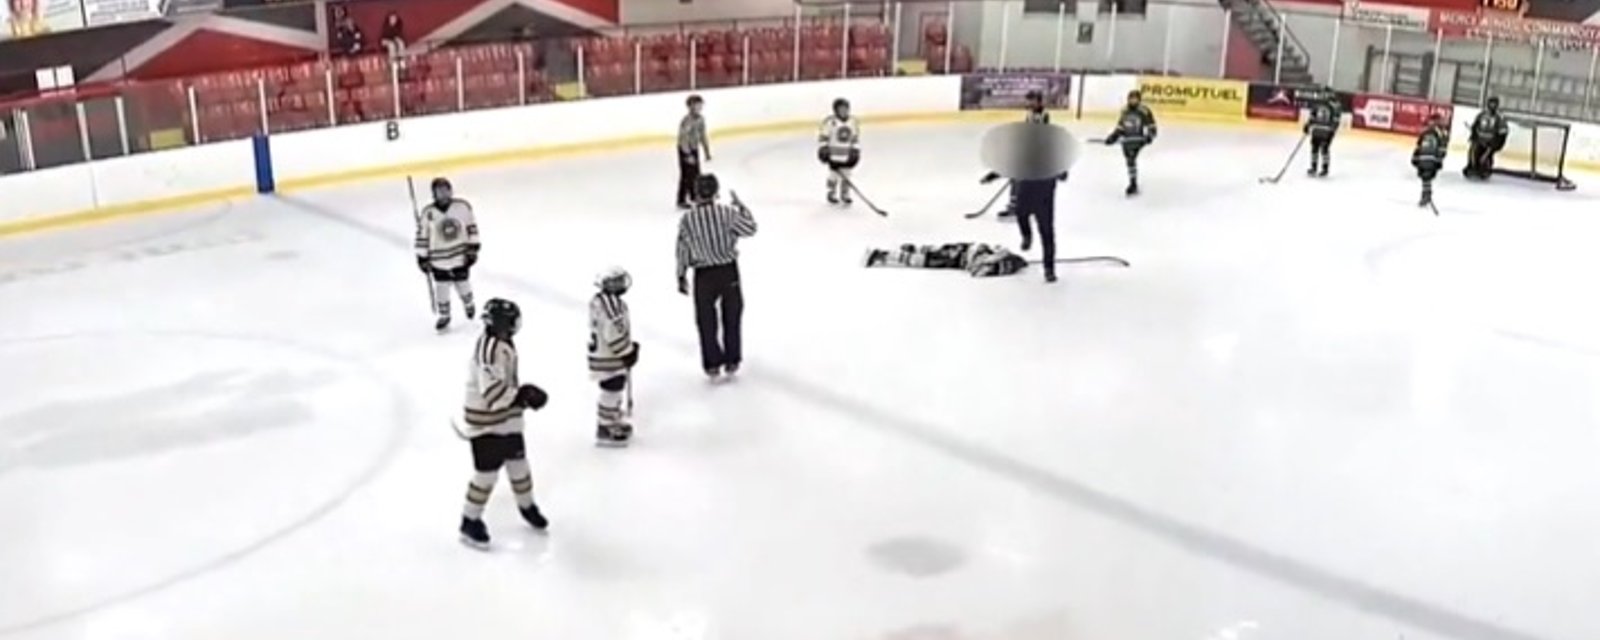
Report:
1,0,87,41
1430,9,1600,49
1247,83,1354,121
959,73,1072,111
1341,0,1430,32
1351,93,1453,136
1137,76,1246,120
83,0,165,26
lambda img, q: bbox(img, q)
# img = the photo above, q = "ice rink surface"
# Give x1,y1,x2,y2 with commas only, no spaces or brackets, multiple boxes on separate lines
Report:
3,119,1600,640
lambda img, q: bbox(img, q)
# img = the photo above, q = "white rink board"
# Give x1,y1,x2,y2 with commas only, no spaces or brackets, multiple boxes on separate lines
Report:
266,76,963,188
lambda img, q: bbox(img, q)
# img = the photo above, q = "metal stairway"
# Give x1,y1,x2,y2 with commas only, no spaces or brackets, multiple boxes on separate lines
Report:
1220,0,1315,85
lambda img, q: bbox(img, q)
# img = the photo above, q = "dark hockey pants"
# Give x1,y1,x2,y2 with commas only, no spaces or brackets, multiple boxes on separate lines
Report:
1121,142,1145,182
1465,141,1495,178
1015,207,1056,276
692,262,743,372
676,147,701,206
1310,133,1333,168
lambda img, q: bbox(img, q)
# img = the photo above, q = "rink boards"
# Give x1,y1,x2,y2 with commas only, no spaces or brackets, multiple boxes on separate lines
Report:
0,72,1592,236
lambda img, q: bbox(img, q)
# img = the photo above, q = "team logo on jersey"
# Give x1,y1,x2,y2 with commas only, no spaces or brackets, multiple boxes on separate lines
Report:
835,128,855,143
438,217,463,240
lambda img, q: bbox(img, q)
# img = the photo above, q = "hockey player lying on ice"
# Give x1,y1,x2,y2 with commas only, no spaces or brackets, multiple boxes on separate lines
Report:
863,242,1030,277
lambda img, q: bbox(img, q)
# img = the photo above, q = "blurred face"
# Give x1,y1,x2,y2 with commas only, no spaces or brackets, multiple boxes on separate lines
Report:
688,101,701,115
835,103,850,119
1127,94,1140,108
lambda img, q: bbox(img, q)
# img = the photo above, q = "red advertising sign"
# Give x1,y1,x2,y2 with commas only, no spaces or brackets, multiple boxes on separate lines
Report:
1430,9,1600,49
1351,94,1452,136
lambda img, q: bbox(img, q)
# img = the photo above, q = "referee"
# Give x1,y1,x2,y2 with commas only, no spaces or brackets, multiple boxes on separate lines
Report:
676,94,711,209
676,173,757,378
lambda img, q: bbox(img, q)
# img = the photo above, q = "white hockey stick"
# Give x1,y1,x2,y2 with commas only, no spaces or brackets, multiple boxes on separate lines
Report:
1259,134,1308,184
408,177,438,312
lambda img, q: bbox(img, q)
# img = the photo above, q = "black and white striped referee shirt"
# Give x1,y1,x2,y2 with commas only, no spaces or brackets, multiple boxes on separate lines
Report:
676,201,757,279
678,113,707,154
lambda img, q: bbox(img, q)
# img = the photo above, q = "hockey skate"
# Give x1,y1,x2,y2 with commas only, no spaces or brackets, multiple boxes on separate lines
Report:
465,304,476,320
435,316,451,332
520,502,549,531
1125,181,1140,196
723,363,740,377
1045,271,1058,283
1307,165,1319,177
460,516,490,550
863,248,888,267
1019,235,1032,252
840,188,853,205
827,190,840,205
1318,164,1329,178
596,423,632,448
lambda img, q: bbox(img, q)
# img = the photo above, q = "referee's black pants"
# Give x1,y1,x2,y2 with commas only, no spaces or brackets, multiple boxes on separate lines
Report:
1015,206,1056,277
676,147,701,207
692,262,742,372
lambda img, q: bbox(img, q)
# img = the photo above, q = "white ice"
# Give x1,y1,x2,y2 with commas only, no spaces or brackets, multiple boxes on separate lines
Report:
2,120,1599,640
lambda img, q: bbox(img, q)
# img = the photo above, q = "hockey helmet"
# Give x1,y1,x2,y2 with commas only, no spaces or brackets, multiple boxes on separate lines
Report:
596,266,632,294
430,177,453,204
1486,95,1501,110
483,298,521,337
1127,89,1142,103
693,173,720,201
1025,89,1043,103
687,94,704,110
833,97,850,118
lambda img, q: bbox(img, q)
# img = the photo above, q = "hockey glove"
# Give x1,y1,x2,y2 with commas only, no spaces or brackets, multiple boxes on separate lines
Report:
465,246,479,268
677,276,689,296
416,256,430,272
515,383,548,411
622,343,640,369
817,147,830,164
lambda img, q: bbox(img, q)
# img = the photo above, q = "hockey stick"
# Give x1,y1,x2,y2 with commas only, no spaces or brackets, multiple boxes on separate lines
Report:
1259,134,1308,184
837,172,888,217
624,371,634,417
407,176,438,312
448,417,472,440
1034,256,1131,268
963,184,1010,219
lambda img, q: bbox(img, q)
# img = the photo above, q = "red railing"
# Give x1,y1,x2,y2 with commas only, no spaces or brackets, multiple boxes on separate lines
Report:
0,17,969,175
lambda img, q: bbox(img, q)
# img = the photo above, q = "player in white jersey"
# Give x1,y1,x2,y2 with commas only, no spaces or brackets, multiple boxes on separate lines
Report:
414,177,480,332
458,298,549,549
817,97,861,205
588,267,640,447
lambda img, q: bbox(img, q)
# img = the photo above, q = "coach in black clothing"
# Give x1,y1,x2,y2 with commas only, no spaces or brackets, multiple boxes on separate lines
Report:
676,174,757,378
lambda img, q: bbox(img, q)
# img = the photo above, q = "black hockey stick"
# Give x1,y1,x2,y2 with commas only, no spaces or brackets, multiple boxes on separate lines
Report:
1259,134,1308,184
625,370,634,417
963,184,1009,219
407,176,438,312
837,172,888,217
1034,256,1131,268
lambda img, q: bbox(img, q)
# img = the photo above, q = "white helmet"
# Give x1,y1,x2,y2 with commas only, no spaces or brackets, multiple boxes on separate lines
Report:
596,266,631,294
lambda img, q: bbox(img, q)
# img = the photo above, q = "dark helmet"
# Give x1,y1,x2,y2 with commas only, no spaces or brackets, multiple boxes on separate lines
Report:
693,173,720,202
1025,89,1043,102
833,97,850,116
430,177,453,204
483,298,521,337
687,94,704,109
1128,89,1142,101
1487,95,1500,110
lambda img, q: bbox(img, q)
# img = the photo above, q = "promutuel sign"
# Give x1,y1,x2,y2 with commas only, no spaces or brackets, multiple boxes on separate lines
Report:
1137,77,1246,120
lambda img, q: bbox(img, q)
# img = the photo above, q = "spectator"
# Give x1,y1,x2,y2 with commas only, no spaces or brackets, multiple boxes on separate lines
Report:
333,5,364,56
380,11,406,59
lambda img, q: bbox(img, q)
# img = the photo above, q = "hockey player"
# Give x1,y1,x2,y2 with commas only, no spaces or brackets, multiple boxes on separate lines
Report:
414,177,479,332
1464,96,1508,181
980,168,1068,283
588,267,639,447
1412,113,1449,208
817,98,861,205
458,298,549,549
1304,92,1340,177
1024,89,1050,124
997,90,1050,220
863,242,1030,278
1103,90,1158,196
